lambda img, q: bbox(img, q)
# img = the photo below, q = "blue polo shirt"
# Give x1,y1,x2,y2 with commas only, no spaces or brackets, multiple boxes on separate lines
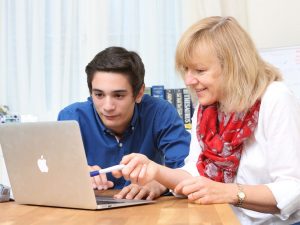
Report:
58,94,190,189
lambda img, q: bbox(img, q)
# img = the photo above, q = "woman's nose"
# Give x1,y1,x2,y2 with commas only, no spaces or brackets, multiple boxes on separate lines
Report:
184,70,198,86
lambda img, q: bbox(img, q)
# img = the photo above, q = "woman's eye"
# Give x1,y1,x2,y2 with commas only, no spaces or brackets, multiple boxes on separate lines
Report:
195,69,205,75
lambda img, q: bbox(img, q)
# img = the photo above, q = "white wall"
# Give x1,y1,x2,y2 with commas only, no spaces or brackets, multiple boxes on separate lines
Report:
183,0,300,49
247,0,300,49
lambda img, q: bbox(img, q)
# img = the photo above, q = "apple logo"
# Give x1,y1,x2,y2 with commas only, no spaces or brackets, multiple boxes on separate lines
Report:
37,155,49,173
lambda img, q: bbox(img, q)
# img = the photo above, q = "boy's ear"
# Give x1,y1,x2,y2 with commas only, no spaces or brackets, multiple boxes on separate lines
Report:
135,84,145,103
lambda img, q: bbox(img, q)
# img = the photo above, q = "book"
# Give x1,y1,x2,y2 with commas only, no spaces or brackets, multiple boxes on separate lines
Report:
144,87,152,96
151,85,165,99
174,89,183,120
182,88,192,129
164,89,176,106
149,86,193,130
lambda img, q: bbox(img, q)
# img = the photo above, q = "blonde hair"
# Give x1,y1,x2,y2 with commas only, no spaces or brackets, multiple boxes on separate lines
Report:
176,16,282,113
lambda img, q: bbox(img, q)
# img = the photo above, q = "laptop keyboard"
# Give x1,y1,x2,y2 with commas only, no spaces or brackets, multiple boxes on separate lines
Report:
96,200,121,205
96,197,124,205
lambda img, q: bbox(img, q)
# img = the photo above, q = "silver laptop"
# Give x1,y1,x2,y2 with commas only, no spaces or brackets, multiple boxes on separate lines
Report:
0,121,154,209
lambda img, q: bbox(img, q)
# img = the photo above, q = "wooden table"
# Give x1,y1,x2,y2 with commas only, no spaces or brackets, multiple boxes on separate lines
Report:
0,191,241,225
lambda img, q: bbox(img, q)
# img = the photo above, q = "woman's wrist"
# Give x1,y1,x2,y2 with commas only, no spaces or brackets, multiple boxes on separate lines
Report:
226,183,240,205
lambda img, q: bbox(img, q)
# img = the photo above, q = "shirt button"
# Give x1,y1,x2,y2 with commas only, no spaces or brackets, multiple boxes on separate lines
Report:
131,126,135,130
119,143,123,148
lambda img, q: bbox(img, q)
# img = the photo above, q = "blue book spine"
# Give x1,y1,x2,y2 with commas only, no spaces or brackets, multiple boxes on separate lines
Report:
151,85,165,99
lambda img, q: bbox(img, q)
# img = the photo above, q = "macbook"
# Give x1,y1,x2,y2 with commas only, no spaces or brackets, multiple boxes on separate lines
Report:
0,121,154,209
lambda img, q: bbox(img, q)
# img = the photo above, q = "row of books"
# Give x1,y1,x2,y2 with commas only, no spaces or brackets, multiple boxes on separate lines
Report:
145,85,194,129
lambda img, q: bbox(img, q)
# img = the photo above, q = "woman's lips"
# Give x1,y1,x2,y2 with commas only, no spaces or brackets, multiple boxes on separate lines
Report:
196,87,206,92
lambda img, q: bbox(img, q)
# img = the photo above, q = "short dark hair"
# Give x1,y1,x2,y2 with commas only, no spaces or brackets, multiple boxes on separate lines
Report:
85,46,145,97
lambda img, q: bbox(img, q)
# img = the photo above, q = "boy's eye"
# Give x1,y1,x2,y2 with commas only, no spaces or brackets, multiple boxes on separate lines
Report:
94,92,103,97
115,94,124,99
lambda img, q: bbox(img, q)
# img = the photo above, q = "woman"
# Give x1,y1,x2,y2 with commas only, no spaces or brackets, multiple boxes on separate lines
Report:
113,16,300,224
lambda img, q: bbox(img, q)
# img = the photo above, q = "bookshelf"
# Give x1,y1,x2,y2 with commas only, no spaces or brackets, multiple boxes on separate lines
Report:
145,85,193,129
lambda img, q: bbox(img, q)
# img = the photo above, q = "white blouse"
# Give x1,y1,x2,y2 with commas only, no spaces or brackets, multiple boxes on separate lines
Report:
181,82,300,225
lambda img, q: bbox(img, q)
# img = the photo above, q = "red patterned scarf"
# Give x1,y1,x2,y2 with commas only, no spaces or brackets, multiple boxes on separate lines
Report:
196,101,260,183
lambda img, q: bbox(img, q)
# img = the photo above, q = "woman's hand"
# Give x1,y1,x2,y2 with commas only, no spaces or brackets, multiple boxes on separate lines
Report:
174,176,235,204
112,153,159,185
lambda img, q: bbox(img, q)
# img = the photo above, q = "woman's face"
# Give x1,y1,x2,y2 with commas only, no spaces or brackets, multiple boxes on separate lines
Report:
183,44,222,106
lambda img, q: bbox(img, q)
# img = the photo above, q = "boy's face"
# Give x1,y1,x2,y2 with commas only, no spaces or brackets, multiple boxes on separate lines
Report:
91,71,143,136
